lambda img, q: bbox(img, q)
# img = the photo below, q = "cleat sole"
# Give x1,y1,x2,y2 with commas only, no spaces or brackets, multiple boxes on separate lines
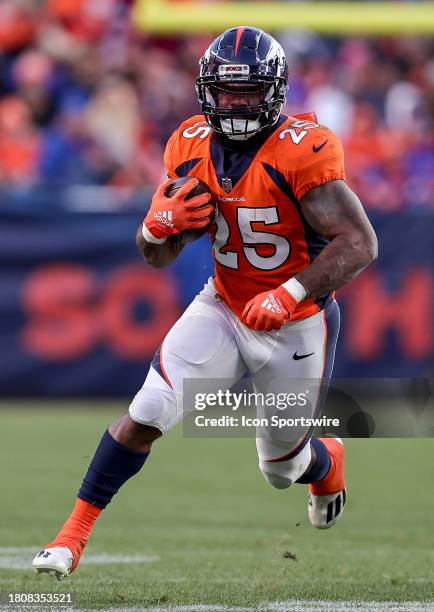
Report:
33,566,68,580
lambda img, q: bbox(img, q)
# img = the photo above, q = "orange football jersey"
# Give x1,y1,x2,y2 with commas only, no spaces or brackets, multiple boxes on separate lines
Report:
164,113,345,321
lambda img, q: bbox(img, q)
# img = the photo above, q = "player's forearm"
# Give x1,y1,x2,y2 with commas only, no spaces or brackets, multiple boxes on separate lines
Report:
136,227,184,268
295,230,378,298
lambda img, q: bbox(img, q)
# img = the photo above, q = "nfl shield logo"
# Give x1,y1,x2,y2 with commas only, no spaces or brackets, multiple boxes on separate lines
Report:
221,177,232,193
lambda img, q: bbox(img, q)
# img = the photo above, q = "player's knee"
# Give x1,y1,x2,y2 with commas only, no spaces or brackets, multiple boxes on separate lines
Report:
129,387,177,435
129,367,179,435
259,465,294,489
258,443,312,490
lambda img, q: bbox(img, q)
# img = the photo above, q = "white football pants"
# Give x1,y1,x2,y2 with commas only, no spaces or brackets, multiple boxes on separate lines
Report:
130,278,340,488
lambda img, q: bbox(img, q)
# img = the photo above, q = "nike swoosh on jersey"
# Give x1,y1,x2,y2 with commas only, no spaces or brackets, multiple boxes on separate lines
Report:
312,140,328,153
293,351,315,360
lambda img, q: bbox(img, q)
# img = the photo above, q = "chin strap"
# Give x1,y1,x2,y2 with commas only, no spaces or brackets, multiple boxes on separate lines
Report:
220,118,261,140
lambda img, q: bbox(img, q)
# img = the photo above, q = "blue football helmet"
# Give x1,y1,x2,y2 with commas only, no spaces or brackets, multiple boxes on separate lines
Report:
196,26,288,140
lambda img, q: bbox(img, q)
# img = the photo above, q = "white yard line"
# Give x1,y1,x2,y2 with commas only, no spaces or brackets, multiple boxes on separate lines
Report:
80,554,159,565
97,603,434,612
0,547,158,570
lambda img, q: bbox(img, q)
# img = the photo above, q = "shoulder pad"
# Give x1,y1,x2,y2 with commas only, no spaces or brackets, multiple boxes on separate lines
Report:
268,116,342,164
164,115,211,178
277,115,331,146
176,115,211,141
274,117,345,200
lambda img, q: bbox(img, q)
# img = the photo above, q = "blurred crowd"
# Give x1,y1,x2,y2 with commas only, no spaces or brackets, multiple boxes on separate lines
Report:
0,0,433,210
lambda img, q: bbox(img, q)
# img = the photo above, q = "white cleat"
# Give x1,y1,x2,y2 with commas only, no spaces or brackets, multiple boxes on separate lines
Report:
308,436,346,529
32,547,73,581
308,487,347,529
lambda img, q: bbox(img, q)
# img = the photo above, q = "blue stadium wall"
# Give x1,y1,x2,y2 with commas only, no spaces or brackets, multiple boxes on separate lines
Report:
0,201,432,397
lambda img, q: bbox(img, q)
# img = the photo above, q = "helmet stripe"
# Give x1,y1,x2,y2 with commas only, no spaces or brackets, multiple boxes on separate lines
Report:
234,26,246,57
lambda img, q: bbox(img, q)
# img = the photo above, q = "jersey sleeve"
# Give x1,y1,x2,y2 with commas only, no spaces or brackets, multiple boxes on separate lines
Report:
292,127,346,201
163,128,179,179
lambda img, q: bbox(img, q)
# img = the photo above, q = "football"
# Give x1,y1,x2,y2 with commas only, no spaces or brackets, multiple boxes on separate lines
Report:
166,176,216,244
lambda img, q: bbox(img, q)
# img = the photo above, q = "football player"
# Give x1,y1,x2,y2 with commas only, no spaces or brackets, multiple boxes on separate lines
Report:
33,26,377,579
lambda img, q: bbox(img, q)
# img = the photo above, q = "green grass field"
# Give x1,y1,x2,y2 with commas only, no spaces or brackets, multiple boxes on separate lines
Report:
0,403,433,611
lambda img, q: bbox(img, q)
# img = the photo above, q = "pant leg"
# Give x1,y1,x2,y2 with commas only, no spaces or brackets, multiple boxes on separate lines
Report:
238,300,340,488
129,290,247,434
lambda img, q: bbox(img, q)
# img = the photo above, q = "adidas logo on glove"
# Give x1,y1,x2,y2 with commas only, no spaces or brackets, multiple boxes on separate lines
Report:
153,210,174,228
261,293,283,314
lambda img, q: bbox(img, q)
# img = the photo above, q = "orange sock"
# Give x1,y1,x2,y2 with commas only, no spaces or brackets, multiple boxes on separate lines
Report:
46,498,102,571
309,438,345,496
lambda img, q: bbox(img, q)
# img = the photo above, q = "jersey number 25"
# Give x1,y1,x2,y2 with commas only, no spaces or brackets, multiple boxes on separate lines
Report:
213,207,291,271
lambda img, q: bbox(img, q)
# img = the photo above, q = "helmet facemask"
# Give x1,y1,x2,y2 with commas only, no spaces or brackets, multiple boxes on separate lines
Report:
196,75,287,140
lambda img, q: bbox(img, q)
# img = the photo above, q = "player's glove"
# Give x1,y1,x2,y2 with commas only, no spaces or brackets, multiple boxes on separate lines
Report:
241,280,307,331
142,178,214,243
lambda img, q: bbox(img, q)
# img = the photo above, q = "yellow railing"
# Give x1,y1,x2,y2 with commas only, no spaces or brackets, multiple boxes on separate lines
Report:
133,0,434,35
